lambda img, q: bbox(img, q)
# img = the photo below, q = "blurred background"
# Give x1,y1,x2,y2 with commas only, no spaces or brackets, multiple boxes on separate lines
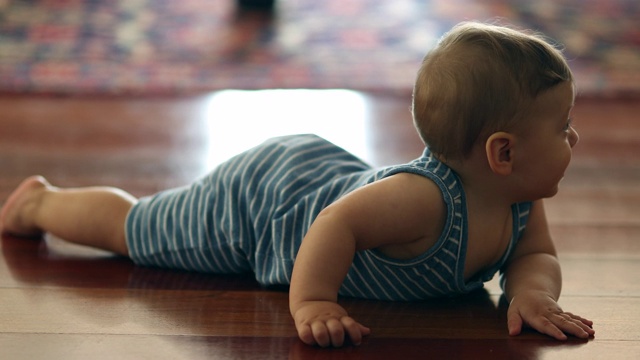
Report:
0,0,638,97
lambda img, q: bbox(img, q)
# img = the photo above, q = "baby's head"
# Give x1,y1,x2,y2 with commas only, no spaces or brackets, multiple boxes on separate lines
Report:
412,22,573,160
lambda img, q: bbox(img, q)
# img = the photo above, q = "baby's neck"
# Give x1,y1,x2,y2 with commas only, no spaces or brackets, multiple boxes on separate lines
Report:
444,155,518,209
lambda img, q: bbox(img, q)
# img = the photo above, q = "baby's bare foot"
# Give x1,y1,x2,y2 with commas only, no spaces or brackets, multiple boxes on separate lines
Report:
0,176,50,237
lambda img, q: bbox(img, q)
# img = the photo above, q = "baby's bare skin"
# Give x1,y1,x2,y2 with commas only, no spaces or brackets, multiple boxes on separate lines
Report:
0,175,49,237
1,176,135,255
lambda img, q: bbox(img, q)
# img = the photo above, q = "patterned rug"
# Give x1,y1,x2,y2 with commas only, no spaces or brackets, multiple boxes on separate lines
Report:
0,0,638,96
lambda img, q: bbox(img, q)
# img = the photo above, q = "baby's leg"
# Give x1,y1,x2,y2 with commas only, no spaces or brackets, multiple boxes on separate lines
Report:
0,176,136,256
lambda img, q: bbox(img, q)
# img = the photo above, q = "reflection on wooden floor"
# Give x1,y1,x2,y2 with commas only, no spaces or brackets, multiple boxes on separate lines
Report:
0,92,638,359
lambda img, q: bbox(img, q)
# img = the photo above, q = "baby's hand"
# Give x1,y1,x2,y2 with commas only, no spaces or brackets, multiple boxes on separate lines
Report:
507,290,595,340
292,300,371,347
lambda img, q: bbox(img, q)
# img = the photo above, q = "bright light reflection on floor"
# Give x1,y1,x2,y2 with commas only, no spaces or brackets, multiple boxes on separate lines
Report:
204,89,370,168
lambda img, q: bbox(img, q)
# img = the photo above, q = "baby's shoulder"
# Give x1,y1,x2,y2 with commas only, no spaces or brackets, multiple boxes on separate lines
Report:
372,172,447,226
376,172,444,201
368,173,447,260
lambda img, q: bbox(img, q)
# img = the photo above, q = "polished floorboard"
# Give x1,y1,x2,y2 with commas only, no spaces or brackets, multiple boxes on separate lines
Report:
0,92,638,359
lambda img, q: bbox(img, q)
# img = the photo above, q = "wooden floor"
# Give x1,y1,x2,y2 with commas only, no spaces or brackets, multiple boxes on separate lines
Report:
0,91,638,359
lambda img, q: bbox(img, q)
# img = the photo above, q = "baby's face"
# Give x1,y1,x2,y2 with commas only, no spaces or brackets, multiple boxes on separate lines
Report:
512,81,578,200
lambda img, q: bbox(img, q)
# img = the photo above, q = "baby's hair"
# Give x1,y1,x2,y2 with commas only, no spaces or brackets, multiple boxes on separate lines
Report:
412,21,573,160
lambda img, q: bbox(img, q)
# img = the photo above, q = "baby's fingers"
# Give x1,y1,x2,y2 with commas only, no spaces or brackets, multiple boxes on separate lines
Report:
310,321,336,347
298,317,371,347
325,318,347,347
565,312,595,329
561,312,595,337
296,324,315,346
535,313,594,340
340,316,371,346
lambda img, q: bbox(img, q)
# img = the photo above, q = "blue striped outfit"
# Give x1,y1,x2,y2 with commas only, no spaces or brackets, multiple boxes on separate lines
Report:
125,134,531,301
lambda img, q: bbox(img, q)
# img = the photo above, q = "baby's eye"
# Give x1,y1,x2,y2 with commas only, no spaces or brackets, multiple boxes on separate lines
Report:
563,117,573,131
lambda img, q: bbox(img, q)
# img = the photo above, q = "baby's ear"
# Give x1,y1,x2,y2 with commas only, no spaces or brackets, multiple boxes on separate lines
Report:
485,132,515,176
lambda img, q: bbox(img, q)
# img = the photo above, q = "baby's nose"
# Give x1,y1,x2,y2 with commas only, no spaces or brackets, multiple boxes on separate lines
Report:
569,127,579,148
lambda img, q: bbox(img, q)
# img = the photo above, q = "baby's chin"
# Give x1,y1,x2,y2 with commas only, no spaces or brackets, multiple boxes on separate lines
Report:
528,183,562,202
544,181,563,199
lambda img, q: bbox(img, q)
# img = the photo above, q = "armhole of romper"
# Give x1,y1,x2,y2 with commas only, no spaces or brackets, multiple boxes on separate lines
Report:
365,166,457,267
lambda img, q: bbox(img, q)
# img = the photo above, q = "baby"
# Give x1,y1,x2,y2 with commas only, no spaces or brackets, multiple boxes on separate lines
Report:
0,22,594,347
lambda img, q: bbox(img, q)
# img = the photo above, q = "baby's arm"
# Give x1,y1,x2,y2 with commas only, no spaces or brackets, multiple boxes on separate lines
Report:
502,200,595,340
289,173,444,347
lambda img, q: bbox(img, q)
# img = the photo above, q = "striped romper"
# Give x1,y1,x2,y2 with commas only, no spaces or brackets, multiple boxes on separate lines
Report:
125,134,532,301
